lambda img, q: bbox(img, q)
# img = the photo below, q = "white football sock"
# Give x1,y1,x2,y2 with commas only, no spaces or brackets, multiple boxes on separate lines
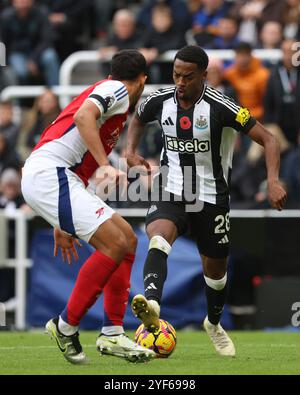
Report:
101,325,125,336
58,316,78,336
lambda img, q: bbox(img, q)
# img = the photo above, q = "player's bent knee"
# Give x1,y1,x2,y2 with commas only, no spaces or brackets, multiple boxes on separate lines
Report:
110,232,128,257
149,235,172,255
126,228,137,253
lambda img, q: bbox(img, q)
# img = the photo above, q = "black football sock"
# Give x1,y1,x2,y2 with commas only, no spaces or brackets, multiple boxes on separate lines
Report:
143,248,168,304
205,284,227,325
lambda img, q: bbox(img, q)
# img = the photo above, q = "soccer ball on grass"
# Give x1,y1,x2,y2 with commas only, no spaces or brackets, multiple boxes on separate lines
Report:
135,319,177,358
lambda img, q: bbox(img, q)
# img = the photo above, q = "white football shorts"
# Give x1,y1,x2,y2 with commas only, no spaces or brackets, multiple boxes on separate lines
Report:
21,164,115,243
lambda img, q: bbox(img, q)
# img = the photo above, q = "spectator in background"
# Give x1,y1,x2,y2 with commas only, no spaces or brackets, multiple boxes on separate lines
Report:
137,0,191,35
99,9,140,58
209,15,239,50
0,133,22,175
224,42,269,121
98,9,141,78
283,0,300,41
233,0,286,47
0,0,59,86
40,0,92,61
24,89,60,150
230,125,292,208
139,3,186,83
258,21,283,49
92,0,113,39
206,57,236,99
0,0,9,12
192,0,231,46
0,168,28,212
264,39,300,146
0,101,20,150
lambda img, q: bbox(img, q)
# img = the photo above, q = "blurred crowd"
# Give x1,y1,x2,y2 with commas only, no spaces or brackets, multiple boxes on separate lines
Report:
0,0,300,212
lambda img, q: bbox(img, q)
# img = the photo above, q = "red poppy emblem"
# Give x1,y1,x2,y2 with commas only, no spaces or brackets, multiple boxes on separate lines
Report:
180,116,191,130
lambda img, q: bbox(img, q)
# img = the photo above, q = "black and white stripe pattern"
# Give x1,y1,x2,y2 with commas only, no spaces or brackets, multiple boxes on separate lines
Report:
137,85,255,208
138,87,175,117
205,86,240,115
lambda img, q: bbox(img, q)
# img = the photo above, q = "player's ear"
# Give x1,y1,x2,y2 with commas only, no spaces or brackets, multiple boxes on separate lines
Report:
107,75,113,80
202,70,208,81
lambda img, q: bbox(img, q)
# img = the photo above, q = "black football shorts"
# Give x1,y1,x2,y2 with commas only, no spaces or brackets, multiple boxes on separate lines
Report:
145,197,230,259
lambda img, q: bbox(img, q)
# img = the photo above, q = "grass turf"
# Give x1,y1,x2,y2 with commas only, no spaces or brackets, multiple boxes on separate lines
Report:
0,331,299,375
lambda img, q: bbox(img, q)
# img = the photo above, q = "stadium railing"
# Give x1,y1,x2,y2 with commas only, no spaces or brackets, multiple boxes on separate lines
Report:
58,49,282,107
1,209,300,330
1,48,282,108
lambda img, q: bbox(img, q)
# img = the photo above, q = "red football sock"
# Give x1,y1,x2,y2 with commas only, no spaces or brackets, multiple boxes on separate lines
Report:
61,250,118,326
103,253,135,327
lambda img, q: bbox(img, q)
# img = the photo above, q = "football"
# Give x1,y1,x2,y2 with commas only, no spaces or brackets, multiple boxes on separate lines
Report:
135,319,177,358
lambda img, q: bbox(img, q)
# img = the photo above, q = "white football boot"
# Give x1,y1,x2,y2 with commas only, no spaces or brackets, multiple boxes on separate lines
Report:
203,316,236,357
96,333,156,363
45,317,88,364
131,294,160,333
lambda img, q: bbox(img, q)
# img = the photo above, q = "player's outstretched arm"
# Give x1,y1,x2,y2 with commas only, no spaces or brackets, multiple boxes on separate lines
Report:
127,114,151,174
247,121,287,211
74,100,110,167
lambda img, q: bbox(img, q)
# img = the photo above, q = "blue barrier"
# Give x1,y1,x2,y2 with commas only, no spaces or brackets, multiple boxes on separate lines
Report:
27,228,232,330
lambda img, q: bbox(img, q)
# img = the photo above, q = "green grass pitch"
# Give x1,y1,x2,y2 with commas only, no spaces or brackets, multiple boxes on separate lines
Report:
0,331,299,375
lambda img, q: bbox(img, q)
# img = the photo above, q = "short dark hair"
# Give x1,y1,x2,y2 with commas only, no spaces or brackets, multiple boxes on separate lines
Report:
234,42,252,54
174,45,209,71
111,50,147,81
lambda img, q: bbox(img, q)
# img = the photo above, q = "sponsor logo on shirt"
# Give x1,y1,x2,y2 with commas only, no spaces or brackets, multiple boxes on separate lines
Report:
106,128,120,149
165,135,210,154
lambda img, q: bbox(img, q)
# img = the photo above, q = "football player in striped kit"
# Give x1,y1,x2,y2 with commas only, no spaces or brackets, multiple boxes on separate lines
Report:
127,45,287,357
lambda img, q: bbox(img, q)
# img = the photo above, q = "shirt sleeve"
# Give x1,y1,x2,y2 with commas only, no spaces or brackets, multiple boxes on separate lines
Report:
137,90,162,124
86,80,129,118
220,96,256,133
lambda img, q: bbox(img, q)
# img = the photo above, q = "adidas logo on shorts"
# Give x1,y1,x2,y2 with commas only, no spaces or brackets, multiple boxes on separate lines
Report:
218,235,229,244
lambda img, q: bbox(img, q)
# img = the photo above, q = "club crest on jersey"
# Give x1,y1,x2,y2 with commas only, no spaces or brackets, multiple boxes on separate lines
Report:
235,107,250,126
165,135,210,154
180,116,192,130
105,95,116,109
195,116,208,130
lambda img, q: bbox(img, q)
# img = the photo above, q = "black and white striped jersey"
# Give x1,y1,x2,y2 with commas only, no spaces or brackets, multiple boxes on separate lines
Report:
137,85,256,208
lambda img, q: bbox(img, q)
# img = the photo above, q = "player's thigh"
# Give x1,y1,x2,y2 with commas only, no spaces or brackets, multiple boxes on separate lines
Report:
145,200,187,245
21,168,63,229
110,213,137,253
191,203,230,275
65,170,116,242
